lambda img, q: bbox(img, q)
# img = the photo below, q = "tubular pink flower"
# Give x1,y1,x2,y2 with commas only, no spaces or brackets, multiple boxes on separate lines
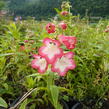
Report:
46,23,55,34
60,11,69,16
19,45,25,51
51,52,76,76
32,54,38,58
24,40,28,43
31,55,48,73
104,28,109,32
59,22,67,30
58,35,77,49
39,38,63,64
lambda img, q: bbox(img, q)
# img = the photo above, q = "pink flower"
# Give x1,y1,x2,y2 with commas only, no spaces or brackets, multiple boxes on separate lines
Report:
104,28,109,32
104,29,109,32
46,23,55,34
39,38,63,64
58,35,77,49
52,52,76,76
19,45,25,51
24,40,28,43
61,11,69,16
104,26,109,32
59,22,67,30
31,55,48,73
32,54,38,58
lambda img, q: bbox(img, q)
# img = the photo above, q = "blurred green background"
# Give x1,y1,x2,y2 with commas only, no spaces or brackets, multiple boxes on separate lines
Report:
0,0,109,20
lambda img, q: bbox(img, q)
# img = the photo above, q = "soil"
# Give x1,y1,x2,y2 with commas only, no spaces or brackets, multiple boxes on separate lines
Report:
101,100,109,109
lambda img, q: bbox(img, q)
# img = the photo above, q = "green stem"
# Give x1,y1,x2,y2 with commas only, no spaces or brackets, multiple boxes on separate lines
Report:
47,71,55,89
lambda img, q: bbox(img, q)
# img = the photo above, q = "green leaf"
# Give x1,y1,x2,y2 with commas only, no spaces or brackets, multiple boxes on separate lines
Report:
0,53,14,57
0,97,8,108
54,8,61,14
19,99,28,109
50,85,62,109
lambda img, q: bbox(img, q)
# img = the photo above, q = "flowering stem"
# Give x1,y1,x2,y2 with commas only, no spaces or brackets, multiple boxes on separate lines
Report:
46,72,63,109
46,71,55,89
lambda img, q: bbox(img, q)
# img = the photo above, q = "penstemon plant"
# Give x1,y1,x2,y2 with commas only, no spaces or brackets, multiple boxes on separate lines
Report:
30,35,76,109
29,2,77,109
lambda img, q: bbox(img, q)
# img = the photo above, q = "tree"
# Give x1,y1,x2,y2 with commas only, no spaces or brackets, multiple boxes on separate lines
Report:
0,0,5,10
8,0,63,20
71,0,109,17
7,0,109,19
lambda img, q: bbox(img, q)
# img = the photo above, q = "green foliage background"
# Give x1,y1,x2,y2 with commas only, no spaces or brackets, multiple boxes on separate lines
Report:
71,0,109,17
0,0,5,10
1,0,108,20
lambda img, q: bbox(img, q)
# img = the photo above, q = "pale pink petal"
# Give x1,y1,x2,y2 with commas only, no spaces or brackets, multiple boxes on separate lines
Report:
59,22,67,30
31,55,48,73
39,44,63,64
68,37,77,45
24,40,29,43
43,38,61,47
39,38,63,64
58,35,77,49
43,38,52,45
58,35,67,43
51,52,76,76
32,54,39,59
64,52,75,58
